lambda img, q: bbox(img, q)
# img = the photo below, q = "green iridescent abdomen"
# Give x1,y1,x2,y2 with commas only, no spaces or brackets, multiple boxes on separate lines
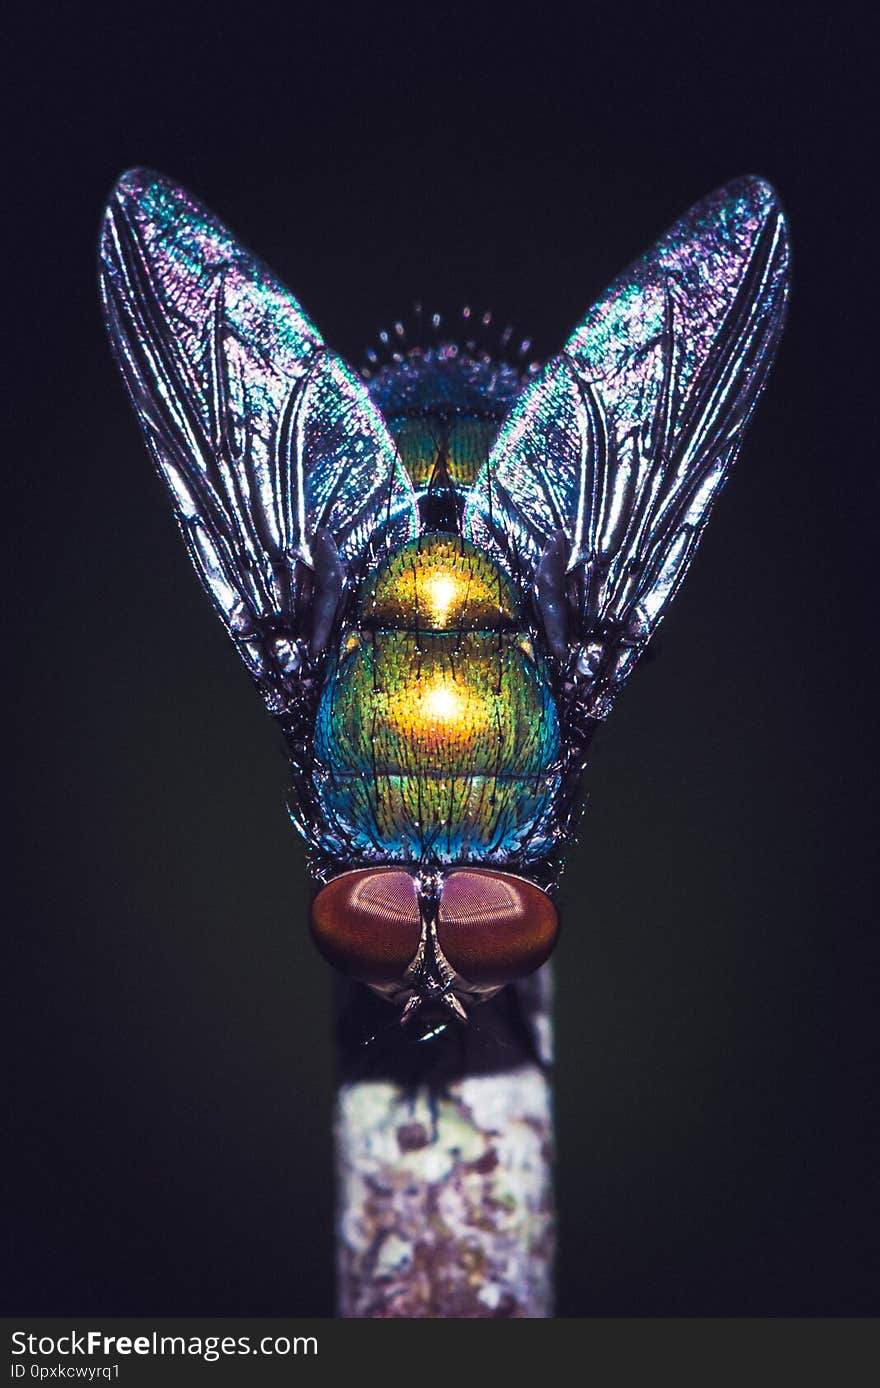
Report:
312,535,561,866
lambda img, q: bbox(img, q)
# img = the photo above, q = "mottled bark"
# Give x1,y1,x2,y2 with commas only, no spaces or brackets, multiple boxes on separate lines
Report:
334,968,555,1318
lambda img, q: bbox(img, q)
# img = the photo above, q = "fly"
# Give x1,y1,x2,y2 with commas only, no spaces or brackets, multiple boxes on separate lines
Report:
99,170,789,1025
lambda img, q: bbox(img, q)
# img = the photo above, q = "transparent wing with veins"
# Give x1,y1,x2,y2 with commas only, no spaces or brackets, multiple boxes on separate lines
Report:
465,176,790,717
100,168,417,713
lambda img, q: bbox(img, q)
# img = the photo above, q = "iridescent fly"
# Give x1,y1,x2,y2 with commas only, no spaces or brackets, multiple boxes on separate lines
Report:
99,171,789,1025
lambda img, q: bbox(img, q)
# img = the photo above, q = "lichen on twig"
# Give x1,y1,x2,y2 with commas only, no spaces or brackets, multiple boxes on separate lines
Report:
334,968,555,1318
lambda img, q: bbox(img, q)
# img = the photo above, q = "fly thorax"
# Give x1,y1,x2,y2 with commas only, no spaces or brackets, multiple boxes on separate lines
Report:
312,535,561,865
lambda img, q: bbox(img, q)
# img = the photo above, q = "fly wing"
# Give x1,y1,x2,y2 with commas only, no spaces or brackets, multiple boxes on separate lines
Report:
100,169,416,713
465,177,790,717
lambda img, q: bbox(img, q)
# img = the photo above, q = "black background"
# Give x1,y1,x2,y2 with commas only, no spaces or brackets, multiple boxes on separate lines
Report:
5,6,876,1316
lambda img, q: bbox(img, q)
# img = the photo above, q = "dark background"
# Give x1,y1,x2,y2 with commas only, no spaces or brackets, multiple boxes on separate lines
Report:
5,6,875,1316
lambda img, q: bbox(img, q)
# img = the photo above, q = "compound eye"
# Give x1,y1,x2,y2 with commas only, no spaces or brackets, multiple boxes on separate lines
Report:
437,870,558,985
309,869,421,984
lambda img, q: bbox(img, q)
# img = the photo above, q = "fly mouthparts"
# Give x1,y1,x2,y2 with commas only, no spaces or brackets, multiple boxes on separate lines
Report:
400,989,468,1029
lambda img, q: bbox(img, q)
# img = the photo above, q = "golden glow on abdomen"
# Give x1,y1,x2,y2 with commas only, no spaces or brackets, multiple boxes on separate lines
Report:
390,674,491,750
330,631,543,774
362,534,517,631
314,536,560,863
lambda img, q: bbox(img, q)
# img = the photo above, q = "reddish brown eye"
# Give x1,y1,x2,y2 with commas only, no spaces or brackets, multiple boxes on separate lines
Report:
309,869,421,983
437,870,558,985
